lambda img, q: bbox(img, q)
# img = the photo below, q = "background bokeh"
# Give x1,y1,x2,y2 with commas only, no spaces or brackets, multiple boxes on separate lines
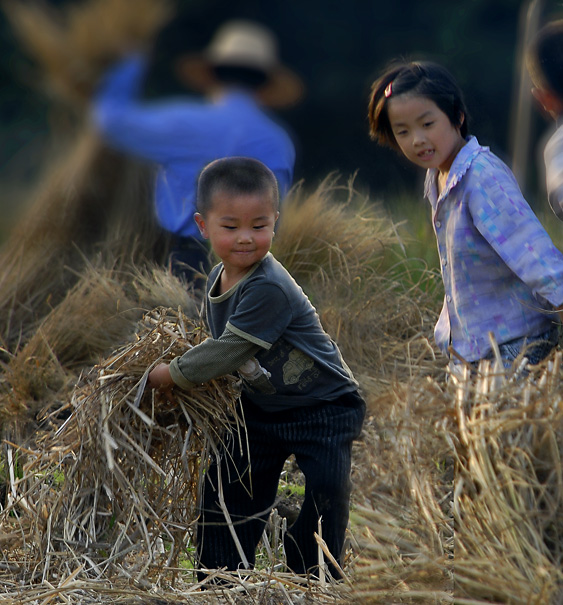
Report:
1,0,561,215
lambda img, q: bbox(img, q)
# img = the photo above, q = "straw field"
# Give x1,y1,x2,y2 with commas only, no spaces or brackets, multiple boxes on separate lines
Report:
1,1,563,603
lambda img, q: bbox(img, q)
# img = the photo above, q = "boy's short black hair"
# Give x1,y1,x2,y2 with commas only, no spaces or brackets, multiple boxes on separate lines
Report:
527,20,563,100
197,156,280,215
368,60,469,151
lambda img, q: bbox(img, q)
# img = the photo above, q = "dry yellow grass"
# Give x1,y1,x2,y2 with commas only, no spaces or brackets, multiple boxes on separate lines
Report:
351,355,563,604
1,1,563,602
1,307,240,583
0,130,165,352
0,0,174,349
0,263,198,425
274,174,394,283
0,179,562,603
3,0,172,107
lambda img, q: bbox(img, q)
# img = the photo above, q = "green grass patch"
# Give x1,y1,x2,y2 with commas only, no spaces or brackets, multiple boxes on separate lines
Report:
277,482,305,498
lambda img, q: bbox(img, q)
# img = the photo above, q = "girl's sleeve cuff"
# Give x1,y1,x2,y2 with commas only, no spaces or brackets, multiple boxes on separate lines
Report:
169,357,196,390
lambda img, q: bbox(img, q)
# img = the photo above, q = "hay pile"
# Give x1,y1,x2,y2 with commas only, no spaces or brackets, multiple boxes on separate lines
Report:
451,358,563,602
2,0,172,107
0,0,173,349
1,307,239,585
2,1,563,603
351,354,563,604
0,177,562,603
0,263,198,425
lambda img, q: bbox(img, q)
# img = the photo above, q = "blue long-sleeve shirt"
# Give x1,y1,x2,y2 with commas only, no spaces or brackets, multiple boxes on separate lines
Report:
92,54,296,239
425,136,563,362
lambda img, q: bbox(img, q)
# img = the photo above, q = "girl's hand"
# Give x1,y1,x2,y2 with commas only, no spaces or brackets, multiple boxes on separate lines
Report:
148,363,174,390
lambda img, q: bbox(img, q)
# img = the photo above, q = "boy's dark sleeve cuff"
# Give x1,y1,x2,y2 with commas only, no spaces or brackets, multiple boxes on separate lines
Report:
169,357,197,390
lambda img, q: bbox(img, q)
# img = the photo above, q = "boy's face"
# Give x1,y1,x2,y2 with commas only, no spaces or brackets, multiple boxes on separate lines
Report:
195,188,278,278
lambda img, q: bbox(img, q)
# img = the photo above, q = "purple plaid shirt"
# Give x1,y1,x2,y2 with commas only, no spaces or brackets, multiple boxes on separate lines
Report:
424,136,563,362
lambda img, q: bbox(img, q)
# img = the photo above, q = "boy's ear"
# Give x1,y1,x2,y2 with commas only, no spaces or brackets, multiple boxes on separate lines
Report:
194,213,208,238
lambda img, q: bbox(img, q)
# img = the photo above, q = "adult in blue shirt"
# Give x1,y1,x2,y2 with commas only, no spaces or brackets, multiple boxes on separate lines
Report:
92,20,303,285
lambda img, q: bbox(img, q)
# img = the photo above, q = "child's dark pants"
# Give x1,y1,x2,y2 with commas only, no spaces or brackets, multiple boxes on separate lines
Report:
196,390,366,579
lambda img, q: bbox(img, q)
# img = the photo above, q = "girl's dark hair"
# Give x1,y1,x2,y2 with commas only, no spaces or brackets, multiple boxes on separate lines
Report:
367,60,469,150
526,20,563,100
197,156,279,215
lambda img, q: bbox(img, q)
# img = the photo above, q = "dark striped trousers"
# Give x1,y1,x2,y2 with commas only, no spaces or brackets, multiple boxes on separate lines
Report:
196,390,366,579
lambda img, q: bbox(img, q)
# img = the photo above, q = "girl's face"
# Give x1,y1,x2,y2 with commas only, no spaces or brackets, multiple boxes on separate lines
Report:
387,94,465,174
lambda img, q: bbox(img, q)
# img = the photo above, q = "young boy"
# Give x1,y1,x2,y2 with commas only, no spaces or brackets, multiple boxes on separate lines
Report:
527,20,563,220
148,157,365,579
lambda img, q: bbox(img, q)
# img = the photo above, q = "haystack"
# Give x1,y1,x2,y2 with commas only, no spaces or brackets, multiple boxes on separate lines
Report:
0,263,198,426
2,0,172,107
0,0,174,350
1,306,240,582
351,353,563,604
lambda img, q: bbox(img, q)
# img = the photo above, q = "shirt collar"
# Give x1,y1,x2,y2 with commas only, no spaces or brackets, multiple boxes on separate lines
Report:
424,135,483,202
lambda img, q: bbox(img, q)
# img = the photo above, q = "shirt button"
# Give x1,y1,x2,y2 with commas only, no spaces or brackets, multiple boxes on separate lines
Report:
435,220,441,228
446,295,452,302
442,258,447,266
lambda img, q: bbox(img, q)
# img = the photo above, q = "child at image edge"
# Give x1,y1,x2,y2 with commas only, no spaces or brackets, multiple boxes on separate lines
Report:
526,19,563,221
368,60,563,367
148,156,366,579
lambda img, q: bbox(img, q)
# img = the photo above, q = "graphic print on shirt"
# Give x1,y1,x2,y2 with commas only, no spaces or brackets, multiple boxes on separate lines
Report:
283,348,315,385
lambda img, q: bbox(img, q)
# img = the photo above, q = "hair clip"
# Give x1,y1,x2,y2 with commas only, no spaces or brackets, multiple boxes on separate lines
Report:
384,81,393,98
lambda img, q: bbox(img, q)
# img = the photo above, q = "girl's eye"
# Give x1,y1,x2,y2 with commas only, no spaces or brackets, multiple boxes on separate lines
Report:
395,129,408,137
222,225,236,230
254,224,266,230
423,121,434,128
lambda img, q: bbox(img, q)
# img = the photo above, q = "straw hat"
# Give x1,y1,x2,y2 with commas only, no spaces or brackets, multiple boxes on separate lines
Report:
177,20,304,108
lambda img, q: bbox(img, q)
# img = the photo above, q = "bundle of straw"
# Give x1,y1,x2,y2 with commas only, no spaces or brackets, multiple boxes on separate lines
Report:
0,262,198,425
0,0,174,350
0,130,165,352
1,306,240,581
274,175,394,285
3,0,172,107
349,370,454,604
450,356,563,603
350,353,563,604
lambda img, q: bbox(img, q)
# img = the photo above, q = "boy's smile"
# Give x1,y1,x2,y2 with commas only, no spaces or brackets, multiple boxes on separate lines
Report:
195,188,278,286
